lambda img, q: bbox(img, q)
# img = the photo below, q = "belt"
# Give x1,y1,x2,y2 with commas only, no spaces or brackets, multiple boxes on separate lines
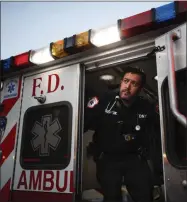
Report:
98,151,138,159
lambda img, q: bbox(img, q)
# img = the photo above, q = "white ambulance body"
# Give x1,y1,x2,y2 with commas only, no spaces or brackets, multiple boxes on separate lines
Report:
0,2,187,202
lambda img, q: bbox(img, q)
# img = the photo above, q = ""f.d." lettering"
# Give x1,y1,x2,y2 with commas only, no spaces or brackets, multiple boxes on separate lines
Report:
47,74,60,93
32,77,42,96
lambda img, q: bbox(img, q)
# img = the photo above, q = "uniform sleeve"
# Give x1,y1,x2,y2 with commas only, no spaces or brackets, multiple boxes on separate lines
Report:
151,103,162,152
153,103,161,134
84,95,103,132
149,103,164,184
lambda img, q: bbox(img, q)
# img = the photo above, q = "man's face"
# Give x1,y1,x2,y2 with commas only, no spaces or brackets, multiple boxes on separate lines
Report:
120,72,142,100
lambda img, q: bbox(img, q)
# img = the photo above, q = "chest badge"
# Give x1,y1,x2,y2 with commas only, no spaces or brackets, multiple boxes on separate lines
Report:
124,134,131,141
135,125,141,131
138,114,147,119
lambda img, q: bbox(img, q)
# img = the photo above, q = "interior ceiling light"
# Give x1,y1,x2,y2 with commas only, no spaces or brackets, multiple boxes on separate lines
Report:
100,74,114,81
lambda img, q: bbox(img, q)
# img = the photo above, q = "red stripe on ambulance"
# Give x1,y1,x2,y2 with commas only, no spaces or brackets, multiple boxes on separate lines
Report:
12,190,73,202
0,124,17,166
0,179,11,202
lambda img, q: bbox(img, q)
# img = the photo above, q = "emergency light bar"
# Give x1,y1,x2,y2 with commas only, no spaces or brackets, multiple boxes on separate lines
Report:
1,1,186,75
155,2,176,23
176,1,187,14
75,30,93,50
64,35,76,53
14,51,32,68
51,31,93,56
118,1,187,39
90,24,120,47
29,46,54,65
1,57,14,73
118,9,155,39
64,30,93,53
51,40,69,59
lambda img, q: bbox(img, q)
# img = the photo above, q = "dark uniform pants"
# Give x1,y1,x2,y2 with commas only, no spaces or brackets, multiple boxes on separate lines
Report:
96,154,153,202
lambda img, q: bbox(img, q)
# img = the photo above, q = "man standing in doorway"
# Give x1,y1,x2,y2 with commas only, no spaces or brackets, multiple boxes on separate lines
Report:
84,66,162,202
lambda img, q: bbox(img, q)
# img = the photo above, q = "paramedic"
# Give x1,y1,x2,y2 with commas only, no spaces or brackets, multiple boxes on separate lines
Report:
84,67,161,202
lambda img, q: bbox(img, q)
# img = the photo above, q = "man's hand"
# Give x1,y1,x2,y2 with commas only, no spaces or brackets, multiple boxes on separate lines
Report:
86,142,96,158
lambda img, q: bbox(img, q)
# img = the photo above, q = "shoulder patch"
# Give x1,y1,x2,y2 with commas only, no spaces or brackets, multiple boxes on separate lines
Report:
87,97,99,108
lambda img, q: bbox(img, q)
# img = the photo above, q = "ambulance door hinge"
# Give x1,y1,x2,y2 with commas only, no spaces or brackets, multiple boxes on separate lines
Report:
34,95,46,104
146,46,165,57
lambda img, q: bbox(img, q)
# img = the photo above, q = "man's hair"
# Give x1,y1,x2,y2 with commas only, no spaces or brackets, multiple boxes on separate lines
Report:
121,66,146,87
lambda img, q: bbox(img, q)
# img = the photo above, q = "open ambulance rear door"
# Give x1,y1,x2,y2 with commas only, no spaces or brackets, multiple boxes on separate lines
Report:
155,23,187,202
0,76,22,202
0,64,83,202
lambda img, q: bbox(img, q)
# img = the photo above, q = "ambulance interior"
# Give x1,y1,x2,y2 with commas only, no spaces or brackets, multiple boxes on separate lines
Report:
82,56,162,202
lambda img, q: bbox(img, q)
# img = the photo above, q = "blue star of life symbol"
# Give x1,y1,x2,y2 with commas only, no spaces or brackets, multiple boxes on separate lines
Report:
8,82,15,94
31,114,62,156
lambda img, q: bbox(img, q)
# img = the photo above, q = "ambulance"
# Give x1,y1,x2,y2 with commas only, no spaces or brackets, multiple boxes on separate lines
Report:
0,1,187,202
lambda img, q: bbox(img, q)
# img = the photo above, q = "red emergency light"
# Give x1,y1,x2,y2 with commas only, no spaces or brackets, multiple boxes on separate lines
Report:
176,1,187,14
118,9,155,39
14,51,32,68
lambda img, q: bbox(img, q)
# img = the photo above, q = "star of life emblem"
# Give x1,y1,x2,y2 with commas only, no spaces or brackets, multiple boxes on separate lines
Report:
3,79,19,100
8,82,15,93
31,114,62,156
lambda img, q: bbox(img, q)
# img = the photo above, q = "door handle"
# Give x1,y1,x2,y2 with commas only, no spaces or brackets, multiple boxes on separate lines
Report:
34,95,46,104
166,30,187,128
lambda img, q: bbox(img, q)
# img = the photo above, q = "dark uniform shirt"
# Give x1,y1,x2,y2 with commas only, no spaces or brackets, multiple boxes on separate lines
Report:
84,92,160,158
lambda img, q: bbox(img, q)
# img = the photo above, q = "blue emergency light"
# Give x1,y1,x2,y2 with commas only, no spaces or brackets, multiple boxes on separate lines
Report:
155,2,176,23
64,35,76,53
2,57,13,73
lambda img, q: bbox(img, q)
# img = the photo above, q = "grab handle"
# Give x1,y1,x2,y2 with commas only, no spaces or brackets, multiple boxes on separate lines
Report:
166,31,187,128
